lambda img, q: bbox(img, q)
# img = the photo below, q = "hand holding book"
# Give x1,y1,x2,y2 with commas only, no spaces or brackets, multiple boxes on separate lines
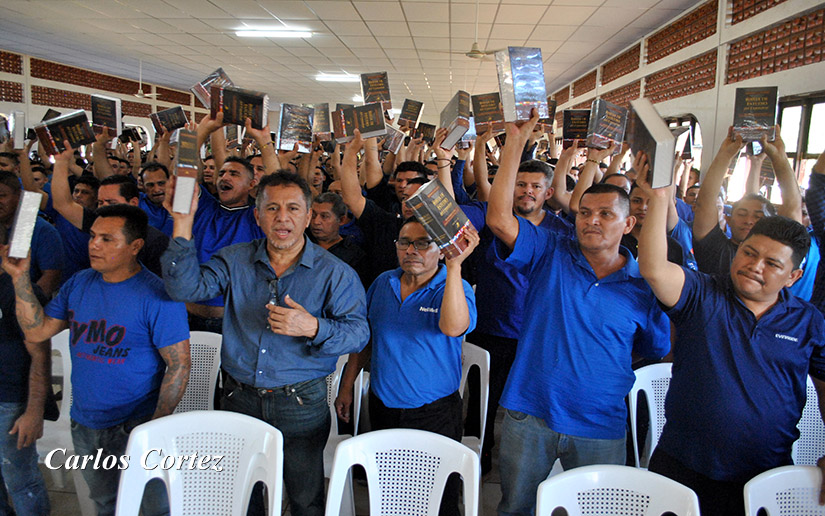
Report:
444,226,480,269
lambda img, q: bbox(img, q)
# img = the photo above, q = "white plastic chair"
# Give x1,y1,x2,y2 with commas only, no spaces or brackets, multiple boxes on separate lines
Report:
628,362,672,468
36,329,96,516
791,375,825,466
326,428,481,516
536,464,700,516
458,341,490,456
173,331,221,413
745,465,825,515
115,410,283,516
324,355,364,516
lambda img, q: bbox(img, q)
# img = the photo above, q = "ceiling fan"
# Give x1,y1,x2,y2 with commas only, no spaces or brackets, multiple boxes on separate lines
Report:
133,60,160,99
430,0,501,61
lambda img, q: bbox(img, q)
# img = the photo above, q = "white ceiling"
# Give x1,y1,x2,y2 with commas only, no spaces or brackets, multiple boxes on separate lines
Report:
0,0,701,120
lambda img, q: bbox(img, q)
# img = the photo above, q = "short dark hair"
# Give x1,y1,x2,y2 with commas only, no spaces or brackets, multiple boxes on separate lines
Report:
0,152,20,166
394,161,428,178
203,154,214,162
0,170,21,193
602,173,631,189
400,216,422,230
745,215,810,269
686,184,700,194
407,177,428,188
100,175,139,201
74,175,100,193
224,156,255,178
518,160,554,185
94,204,148,243
732,193,775,216
313,192,347,219
580,183,631,217
256,172,312,211
140,162,169,180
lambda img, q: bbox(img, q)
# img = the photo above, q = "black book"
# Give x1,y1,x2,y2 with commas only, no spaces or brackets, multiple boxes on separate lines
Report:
563,110,590,140
119,127,141,144
439,91,471,149
211,85,269,130
34,110,96,155
150,106,188,134
277,103,314,153
91,94,122,136
416,123,436,145
41,109,62,122
332,103,387,144
360,71,392,111
471,92,505,135
405,179,475,259
191,67,234,109
586,99,628,150
399,99,424,129
336,103,355,112
304,103,331,140
732,86,778,142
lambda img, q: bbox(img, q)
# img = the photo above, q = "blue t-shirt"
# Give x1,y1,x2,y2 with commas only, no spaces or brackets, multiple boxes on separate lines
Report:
499,218,671,439
44,268,189,429
41,183,90,282
659,269,825,482
4,216,66,285
462,201,573,338
140,193,173,236
789,232,820,301
368,265,476,409
669,218,698,271
675,197,694,223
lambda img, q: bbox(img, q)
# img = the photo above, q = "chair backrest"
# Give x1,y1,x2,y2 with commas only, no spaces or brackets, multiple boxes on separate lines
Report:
744,465,825,516
115,410,283,516
628,362,672,467
791,375,825,466
458,341,490,456
326,355,363,436
325,428,480,516
50,329,73,425
174,331,222,413
536,464,700,516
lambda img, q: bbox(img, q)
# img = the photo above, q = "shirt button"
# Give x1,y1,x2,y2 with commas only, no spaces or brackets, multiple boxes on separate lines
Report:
258,371,263,375
261,349,266,353
595,282,599,286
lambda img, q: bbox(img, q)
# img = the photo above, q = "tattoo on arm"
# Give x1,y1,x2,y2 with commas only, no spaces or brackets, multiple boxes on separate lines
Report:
14,275,45,334
152,341,191,419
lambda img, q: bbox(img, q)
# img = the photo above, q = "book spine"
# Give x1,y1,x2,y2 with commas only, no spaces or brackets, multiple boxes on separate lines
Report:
496,50,517,122
34,125,57,155
8,191,43,258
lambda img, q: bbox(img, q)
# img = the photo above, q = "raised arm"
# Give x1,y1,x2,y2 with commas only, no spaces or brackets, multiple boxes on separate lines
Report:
473,128,494,202
91,128,116,180
487,109,540,249
17,144,48,210
151,340,191,419
694,129,744,241
50,146,85,229
433,128,455,200
439,228,479,336
745,151,766,195
339,131,367,219
763,128,802,222
363,137,382,197
569,144,616,214
605,143,630,178
636,154,686,308
244,118,279,175
549,142,578,213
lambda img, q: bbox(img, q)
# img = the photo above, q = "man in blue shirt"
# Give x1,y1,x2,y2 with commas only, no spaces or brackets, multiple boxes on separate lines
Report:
486,112,670,516
636,170,825,516
2,204,190,516
162,172,369,516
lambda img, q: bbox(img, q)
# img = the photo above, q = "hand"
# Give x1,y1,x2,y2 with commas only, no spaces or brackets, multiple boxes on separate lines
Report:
345,130,365,159
278,143,300,165
456,143,472,161
433,127,450,155
10,409,43,449
196,111,224,146
476,127,495,146
559,140,580,161
586,142,617,164
244,117,271,145
445,227,480,268
334,385,353,423
631,150,649,178
503,108,541,148
266,294,319,338
720,126,745,159
162,175,200,220
634,153,672,199
94,127,113,147
53,141,75,164
0,245,31,280
760,125,785,158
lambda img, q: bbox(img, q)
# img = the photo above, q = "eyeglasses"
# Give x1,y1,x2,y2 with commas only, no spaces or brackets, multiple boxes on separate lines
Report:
394,239,434,251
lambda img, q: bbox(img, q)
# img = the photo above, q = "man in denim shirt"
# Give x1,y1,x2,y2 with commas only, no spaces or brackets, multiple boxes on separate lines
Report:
162,172,369,516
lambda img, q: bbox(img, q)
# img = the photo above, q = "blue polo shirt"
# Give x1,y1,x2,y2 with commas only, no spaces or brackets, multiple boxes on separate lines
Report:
788,232,820,301
41,182,90,282
462,201,573,338
658,269,825,482
140,193,173,236
368,265,476,409
499,217,671,439
669,218,698,271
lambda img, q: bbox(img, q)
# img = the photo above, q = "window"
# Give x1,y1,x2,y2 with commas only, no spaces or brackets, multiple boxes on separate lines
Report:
778,92,825,189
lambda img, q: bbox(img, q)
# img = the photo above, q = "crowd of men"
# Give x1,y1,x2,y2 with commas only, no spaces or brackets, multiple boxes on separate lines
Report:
0,101,824,516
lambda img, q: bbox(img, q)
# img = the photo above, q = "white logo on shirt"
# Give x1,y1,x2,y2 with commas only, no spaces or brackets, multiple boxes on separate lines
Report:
419,307,439,313
775,333,799,342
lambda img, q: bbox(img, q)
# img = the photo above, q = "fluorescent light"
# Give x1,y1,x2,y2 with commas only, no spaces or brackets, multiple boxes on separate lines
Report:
315,73,360,83
235,30,312,38
352,95,364,103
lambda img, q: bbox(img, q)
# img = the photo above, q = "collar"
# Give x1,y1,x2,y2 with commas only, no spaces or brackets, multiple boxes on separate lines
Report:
389,263,447,294
723,274,800,318
567,238,642,280
253,236,317,271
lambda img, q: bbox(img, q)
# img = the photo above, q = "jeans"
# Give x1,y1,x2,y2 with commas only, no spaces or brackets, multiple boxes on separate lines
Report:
71,416,169,516
222,374,330,516
0,402,49,516
498,409,626,516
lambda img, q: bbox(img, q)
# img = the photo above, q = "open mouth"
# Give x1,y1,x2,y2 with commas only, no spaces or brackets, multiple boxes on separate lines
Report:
218,182,233,192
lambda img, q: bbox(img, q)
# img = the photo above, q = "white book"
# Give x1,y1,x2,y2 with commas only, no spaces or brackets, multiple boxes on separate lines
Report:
9,191,43,259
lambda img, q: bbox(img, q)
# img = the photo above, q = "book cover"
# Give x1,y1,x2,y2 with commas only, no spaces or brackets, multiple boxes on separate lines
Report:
538,98,557,133
304,103,331,140
191,67,234,109
119,127,141,143
224,124,243,145
460,117,477,147
628,98,676,189
399,99,424,129
360,71,392,111
277,103,314,153
405,178,475,259
563,110,590,140
416,123,436,145
471,92,505,134
439,90,471,149
586,99,628,150
332,103,387,144
8,191,42,259
41,109,62,122
91,94,122,136
34,110,96,155
172,129,199,214
495,46,549,122
732,86,778,142
336,103,355,112
10,111,25,150
382,125,406,154
150,106,188,134
210,85,269,130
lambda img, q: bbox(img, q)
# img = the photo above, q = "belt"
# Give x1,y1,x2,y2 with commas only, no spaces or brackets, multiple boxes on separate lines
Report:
226,374,305,404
